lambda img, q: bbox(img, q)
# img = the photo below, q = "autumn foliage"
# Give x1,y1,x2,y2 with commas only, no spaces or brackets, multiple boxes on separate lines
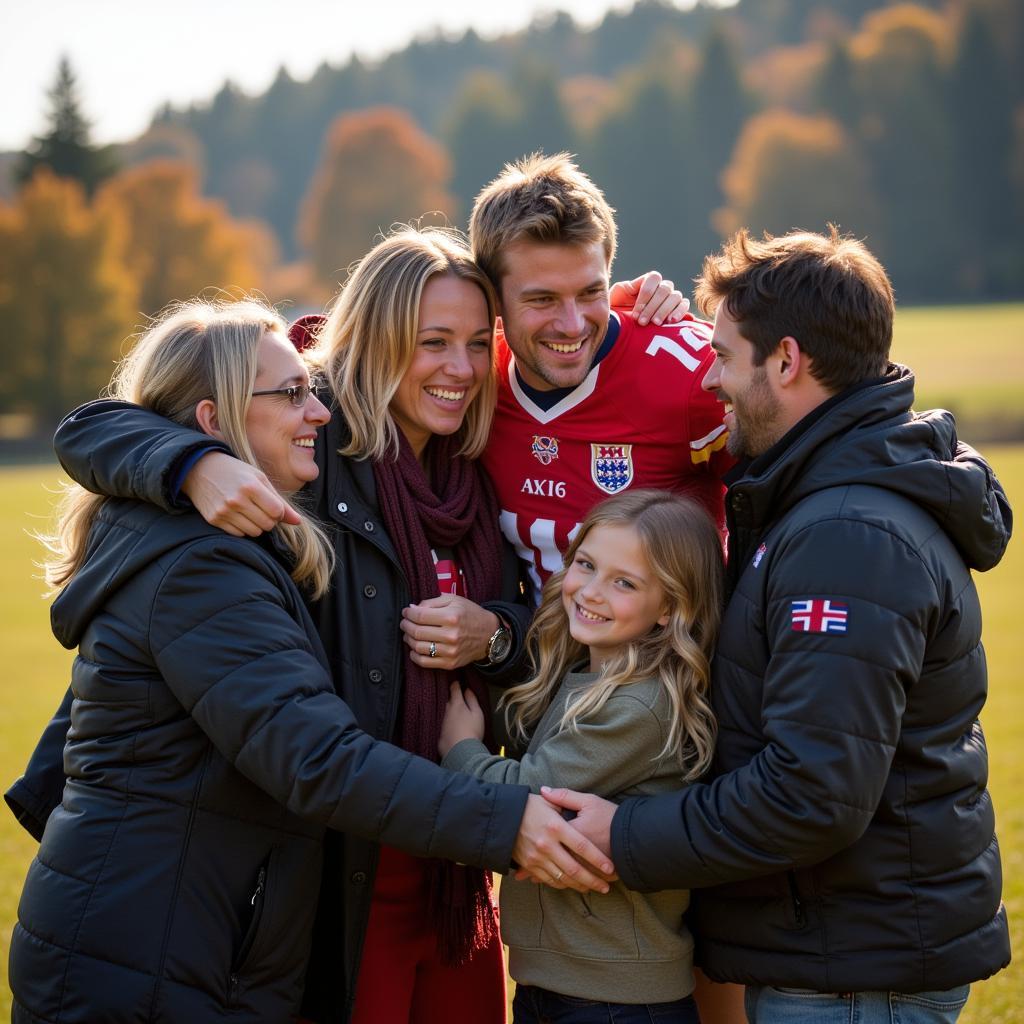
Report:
0,161,278,428
298,107,457,289
96,161,277,317
0,170,134,427
716,110,877,240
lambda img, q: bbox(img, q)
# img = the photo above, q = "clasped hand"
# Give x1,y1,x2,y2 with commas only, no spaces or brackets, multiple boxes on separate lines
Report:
402,595,498,669
439,681,485,759
440,683,619,894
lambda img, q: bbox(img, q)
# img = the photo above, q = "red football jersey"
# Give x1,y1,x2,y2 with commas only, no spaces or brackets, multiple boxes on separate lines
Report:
483,311,732,594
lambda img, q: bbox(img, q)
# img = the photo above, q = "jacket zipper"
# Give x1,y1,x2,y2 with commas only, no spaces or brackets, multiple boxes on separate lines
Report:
787,871,806,926
251,866,266,905
152,745,212,1013
229,864,269,1004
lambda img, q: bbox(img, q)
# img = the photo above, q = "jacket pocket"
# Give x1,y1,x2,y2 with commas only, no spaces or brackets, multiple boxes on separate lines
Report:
228,848,278,1003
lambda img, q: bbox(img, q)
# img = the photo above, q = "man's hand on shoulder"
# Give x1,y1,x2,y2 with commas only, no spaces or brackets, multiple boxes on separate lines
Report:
182,451,299,536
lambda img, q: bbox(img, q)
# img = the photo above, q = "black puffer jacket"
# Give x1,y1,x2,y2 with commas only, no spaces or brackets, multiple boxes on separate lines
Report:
7,500,526,1024
35,397,531,1023
612,366,1012,992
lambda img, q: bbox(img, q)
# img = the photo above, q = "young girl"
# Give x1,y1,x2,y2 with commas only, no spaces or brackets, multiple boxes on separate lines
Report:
439,488,724,1024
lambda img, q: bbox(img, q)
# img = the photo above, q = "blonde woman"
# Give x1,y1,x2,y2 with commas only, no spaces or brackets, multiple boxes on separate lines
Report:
41,229,626,1024
439,489,724,1024
7,297,599,1024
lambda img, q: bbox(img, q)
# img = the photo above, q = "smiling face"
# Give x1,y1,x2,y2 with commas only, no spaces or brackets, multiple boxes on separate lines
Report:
703,304,784,458
497,238,611,391
562,522,670,672
245,331,330,494
389,273,493,461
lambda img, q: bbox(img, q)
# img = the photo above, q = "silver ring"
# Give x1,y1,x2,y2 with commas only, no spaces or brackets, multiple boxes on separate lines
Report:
553,869,563,882
428,641,437,659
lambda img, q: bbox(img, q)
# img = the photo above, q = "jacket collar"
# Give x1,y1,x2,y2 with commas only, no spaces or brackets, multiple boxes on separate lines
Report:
725,363,1011,574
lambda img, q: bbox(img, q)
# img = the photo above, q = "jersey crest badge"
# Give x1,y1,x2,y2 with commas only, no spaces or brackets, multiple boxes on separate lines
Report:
591,443,634,494
531,435,559,465
791,599,848,634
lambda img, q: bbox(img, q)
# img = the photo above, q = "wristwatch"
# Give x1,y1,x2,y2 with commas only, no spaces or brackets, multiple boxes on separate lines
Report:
480,618,513,666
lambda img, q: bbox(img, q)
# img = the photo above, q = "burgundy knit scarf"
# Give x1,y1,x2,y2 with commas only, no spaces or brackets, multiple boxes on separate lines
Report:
372,430,503,965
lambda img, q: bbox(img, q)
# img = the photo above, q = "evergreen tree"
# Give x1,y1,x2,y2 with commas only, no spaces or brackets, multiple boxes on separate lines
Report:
853,6,957,299
508,60,578,165
948,5,1016,294
17,57,118,195
814,39,859,130
445,72,524,215
256,66,315,246
589,69,695,280
688,25,750,259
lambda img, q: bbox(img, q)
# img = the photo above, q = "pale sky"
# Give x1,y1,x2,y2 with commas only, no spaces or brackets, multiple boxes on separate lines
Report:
1,0,717,152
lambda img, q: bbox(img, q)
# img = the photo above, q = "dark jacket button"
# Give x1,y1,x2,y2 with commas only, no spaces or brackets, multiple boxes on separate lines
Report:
336,501,348,513
351,871,367,884
363,584,377,599
368,669,383,683
363,521,375,532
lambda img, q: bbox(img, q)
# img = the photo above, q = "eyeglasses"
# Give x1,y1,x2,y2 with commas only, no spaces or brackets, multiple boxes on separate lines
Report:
250,381,322,407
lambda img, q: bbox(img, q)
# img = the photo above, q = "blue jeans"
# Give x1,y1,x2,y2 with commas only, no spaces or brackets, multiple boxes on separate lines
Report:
512,984,700,1023
745,985,970,1024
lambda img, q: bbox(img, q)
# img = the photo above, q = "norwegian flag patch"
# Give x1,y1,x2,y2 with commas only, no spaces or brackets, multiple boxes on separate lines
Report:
791,599,849,634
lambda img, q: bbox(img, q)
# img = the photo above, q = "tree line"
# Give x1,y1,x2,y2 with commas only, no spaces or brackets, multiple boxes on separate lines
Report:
1,0,1021,431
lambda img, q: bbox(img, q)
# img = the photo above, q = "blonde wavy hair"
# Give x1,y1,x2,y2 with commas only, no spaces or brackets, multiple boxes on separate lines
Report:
501,490,723,780
308,225,498,462
41,298,334,597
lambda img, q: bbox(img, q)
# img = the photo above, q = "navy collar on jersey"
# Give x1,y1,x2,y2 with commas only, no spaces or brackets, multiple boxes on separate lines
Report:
513,314,621,411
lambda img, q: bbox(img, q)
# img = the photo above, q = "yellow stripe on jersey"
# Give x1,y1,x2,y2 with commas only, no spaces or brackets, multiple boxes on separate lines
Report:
690,424,729,465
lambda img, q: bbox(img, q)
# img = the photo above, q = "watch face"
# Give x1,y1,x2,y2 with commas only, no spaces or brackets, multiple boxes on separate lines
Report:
490,628,512,663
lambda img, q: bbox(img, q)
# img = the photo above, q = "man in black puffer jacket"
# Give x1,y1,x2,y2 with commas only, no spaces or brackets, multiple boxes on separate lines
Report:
547,228,1012,1023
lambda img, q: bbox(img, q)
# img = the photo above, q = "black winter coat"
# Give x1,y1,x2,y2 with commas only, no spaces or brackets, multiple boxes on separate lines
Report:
611,366,1013,992
7,500,527,1024
25,397,531,1023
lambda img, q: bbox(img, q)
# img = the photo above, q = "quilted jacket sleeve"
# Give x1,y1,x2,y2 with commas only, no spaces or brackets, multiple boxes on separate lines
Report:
55,400,227,510
612,516,933,891
149,536,528,871
4,687,74,841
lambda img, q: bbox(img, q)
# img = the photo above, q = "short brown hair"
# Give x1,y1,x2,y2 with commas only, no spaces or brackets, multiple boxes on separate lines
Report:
695,227,894,393
469,152,617,287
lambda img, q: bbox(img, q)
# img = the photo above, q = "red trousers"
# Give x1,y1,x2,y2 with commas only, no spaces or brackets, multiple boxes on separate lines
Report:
351,845,507,1024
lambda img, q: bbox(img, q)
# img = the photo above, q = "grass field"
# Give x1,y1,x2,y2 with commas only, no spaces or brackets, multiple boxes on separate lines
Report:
891,302,1024,439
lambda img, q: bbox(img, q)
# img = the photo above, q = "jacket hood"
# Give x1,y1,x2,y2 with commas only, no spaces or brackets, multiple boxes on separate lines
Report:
731,365,1012,572
51,501,224,649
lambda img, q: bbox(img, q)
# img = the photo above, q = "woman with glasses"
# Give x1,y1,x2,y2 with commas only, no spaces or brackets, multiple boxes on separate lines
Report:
7,288,614,1024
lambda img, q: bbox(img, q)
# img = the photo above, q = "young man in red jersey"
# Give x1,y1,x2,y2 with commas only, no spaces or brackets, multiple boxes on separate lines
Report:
468,153,732,595
460,153,742,1024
